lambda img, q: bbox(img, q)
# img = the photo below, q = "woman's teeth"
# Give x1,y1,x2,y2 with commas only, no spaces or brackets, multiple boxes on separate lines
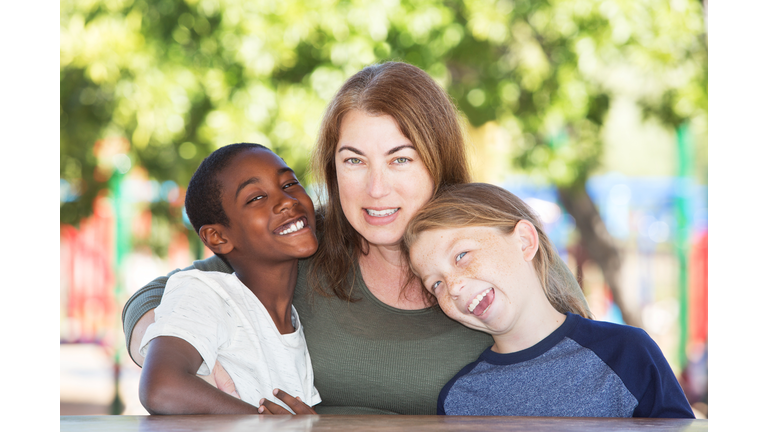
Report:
366,208,398,217
468,288,493,313
278,219,305,235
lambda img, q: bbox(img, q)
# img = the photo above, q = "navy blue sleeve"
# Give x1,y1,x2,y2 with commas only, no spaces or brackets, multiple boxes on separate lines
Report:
570,319,695,418
437,357,483,415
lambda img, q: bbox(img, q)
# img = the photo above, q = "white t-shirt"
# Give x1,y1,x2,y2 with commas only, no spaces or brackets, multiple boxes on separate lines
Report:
139,269,321,411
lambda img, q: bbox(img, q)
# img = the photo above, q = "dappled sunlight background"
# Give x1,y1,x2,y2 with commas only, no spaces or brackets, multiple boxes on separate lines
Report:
60,0,708,418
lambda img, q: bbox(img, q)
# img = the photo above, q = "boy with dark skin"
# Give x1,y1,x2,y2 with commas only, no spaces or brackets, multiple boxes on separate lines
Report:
139,144,320,415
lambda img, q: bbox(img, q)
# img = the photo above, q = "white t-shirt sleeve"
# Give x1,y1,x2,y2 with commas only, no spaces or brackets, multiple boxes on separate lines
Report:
139,271,233,376
308,381,322,407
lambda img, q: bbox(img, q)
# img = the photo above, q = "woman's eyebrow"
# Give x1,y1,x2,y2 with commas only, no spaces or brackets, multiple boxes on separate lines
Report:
387,144,416,155
337,144,416,155
337,145,363,155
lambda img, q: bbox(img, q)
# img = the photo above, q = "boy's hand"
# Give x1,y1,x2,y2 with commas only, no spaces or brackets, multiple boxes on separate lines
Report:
258,389,317,415
212,361,240,398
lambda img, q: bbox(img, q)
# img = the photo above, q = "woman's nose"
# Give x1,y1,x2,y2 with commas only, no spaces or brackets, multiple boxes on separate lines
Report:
366,166,391,199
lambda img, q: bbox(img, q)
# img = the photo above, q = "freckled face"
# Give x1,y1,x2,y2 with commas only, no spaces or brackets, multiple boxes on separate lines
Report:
335,110,435,248
409,226,542,338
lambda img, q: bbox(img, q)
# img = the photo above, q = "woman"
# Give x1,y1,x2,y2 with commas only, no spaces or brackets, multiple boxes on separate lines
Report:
122,62,590,415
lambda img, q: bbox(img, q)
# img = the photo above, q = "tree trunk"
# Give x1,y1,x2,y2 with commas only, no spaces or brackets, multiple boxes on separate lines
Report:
557,186,642,328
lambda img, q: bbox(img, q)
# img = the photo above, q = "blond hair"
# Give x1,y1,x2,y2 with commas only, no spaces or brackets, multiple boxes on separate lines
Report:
308,62,471,301
403,183,592,318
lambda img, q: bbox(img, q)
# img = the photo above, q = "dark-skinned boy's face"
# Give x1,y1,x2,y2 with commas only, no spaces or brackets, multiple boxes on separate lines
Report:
217,148,318,264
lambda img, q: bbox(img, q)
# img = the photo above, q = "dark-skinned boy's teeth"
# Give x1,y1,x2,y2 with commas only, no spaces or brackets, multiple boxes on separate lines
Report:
278,218,305,235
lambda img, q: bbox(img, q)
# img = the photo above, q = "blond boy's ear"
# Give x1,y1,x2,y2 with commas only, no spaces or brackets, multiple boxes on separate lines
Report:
514,220,540,262
198,225,233,256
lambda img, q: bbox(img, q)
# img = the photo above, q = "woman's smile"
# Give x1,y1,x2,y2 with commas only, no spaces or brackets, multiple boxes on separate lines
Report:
365,208,399,217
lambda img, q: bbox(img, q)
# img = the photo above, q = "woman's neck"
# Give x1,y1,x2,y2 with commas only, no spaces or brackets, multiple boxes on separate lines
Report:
358,244,431,310
231,258,299,334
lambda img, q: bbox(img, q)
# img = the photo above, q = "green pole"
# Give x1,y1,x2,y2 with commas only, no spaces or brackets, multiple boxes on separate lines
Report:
109,169,131,415
674,123,694,371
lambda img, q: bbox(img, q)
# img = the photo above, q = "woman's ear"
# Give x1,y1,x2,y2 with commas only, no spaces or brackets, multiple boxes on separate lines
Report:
199,225,233,255
514,220,539,262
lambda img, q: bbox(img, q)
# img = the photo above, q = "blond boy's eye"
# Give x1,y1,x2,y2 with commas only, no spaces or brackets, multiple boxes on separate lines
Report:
455,252,467,262
431,281,442,292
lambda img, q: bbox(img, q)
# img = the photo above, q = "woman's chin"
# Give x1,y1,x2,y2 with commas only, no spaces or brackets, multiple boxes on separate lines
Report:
347,221,407,249
361,233,406,250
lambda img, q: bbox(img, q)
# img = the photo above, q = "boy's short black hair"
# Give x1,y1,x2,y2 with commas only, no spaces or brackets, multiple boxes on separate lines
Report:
185,143,270,234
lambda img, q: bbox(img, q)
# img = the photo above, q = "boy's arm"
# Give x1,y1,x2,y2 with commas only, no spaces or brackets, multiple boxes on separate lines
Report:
614,328,695,418
140,336,259,415
122,255,233,366
633,341,695,418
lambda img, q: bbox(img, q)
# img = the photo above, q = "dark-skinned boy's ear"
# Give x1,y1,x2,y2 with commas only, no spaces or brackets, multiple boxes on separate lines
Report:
199,225,233,255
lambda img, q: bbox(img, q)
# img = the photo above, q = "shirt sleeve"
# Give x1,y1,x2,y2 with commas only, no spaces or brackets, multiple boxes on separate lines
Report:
307,385,322,407
628,329,695,418
569,318,694,418
138,271,233,376
122,255,233,366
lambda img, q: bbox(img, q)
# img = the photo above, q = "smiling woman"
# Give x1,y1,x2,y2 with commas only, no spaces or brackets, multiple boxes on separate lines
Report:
122,62,590,415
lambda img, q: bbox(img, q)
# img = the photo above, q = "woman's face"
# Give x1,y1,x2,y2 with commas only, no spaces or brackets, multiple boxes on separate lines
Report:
335,110,435,249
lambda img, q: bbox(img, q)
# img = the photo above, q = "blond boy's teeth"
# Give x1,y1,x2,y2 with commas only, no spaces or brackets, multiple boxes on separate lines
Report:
366,208,398,217
468,288,492,313
278,219,305,235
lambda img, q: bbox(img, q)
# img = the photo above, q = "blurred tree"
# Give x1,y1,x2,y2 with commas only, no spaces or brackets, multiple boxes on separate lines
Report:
61,0,706,325
435,0,706,327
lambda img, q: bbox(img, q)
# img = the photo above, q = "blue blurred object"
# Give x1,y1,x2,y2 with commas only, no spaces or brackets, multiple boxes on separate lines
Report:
503,176,575,261
604,301,626,325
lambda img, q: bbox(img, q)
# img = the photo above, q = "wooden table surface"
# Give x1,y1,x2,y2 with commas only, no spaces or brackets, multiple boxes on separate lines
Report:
61,415,707,431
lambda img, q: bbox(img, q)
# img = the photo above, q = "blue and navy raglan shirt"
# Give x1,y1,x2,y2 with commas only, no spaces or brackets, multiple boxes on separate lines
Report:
438,313,694,418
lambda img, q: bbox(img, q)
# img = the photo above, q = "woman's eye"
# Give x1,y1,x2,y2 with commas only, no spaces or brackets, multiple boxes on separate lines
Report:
345,157,362,164
394,157,409,164
455,252,467,263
